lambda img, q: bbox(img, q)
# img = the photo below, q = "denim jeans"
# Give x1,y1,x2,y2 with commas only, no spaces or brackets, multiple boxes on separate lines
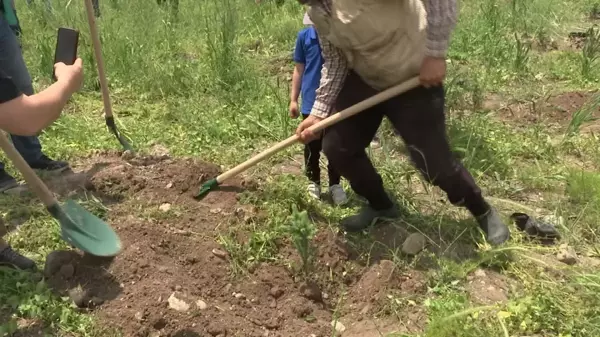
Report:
0,16,43,171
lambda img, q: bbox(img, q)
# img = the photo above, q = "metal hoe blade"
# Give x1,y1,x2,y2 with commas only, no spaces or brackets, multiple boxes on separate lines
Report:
106,116,133,152
194,178,219,200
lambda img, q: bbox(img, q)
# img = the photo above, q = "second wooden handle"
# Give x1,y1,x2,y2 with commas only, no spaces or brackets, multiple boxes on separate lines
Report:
84,0,113,118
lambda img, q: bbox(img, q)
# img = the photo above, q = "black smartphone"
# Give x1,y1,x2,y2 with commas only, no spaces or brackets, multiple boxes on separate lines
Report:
53,27,79,81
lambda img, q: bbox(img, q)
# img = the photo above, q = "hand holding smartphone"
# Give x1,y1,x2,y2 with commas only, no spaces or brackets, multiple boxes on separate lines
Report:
53,27,79,81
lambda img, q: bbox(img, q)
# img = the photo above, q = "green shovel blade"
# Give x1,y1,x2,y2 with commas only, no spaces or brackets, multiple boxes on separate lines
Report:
48,200,122,257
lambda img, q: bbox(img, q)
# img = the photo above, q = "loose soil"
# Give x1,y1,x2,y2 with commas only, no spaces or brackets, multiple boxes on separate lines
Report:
35,150,429,337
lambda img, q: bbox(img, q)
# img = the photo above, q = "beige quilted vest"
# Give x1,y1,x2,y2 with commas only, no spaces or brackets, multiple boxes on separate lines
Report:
307,0,427,90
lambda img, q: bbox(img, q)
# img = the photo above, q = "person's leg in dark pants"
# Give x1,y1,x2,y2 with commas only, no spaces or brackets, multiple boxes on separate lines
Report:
322,72,397,222
327,162,340,186
383,85,509,245
303,120,323,199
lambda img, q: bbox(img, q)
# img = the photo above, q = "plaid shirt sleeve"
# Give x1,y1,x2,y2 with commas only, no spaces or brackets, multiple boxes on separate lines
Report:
309,32,348,119
424,0,458,58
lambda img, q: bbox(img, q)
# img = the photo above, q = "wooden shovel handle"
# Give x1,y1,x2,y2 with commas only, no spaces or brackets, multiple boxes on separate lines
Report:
217,76,421,183
0,132,57,206
84,0,113,118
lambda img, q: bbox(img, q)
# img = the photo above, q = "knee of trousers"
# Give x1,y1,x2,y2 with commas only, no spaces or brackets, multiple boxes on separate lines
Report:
322,136,352,173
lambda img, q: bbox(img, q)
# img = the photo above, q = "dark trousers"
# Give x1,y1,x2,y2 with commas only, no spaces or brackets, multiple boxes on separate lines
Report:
322,72,489,216
302,114,341,186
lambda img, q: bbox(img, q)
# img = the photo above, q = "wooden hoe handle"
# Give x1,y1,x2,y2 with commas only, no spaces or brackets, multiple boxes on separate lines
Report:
216,76,421,183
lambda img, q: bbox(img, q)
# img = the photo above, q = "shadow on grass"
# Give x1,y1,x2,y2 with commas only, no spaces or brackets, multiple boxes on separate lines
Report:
342,213,482,269
44,250,122,308
0,264,118,336
304,192,486,271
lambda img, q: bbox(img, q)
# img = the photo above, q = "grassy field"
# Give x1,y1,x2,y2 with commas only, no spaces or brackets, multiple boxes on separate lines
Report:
2,0,600,336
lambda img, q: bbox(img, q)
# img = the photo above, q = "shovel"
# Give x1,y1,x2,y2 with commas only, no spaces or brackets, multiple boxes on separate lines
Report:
84,0,133,152
0,132,122,257
195,76,421,199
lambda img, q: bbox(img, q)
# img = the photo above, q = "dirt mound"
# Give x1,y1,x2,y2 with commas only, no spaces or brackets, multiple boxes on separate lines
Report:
36,151,430,336
40,151,339,336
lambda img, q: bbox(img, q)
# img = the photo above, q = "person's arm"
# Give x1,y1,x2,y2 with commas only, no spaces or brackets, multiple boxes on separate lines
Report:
309,31,348,119
0,60,83,136
291,33,306,104
424,0,458,58
291,63,304,103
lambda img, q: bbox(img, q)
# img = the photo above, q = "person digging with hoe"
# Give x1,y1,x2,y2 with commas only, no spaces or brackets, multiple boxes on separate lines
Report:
295,0,510,245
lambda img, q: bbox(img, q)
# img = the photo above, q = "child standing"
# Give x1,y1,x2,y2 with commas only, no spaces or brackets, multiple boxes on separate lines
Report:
289,13,348,205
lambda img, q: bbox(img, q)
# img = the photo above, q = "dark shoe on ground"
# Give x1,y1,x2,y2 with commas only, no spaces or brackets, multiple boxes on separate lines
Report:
341,205,400,232
0,246,36,270
28,154,70,173
0,171,18,193
476,208,510,245
510,212,561,243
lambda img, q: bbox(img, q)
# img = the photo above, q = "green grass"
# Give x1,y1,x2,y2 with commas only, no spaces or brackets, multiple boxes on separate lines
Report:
3,0,600,335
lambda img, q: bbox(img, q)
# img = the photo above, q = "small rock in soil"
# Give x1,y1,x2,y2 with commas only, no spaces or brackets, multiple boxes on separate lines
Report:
168,293,190,312
134,311,145,321
233,292,245,299
299,280,322,302
210,208,222,214
207,322,226,336
269,285,284,299
331,321,346,334
196,299,208,310
159,203,172,212
557,244,578,265
212,248,228,259
68,287,91,308
58,263,75,278
402,233,427,255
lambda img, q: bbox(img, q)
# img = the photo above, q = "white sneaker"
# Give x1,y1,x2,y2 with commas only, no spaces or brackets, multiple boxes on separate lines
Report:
307,182,321,200
329,184,348,205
